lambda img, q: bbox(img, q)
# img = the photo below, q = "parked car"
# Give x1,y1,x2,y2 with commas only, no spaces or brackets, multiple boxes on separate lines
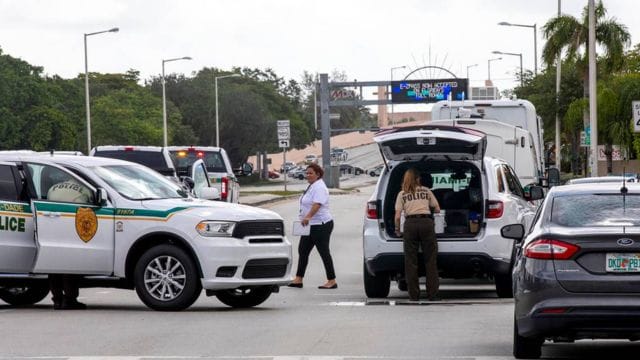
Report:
362,125,544,299
330,147,348,162
268,170,280,179
505,182,640,358
368,164,384,177
288,166,306,180
566,175,636,185
280,161,296,174
339,164,364,175
167,146,240,203
304,154,318,165
0,153,291,311
90,145,178,182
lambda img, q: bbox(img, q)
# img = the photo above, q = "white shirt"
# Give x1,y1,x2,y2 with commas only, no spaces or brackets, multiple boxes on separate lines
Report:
299,179,332,225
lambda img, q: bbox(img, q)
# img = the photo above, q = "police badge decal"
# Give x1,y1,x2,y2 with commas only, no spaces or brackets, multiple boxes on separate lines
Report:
75,207,98,243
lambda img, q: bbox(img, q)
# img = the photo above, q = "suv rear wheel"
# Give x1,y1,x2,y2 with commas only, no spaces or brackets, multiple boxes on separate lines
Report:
216,286,272,308
134,244,202,311
363,263,390,298
0,283,49,306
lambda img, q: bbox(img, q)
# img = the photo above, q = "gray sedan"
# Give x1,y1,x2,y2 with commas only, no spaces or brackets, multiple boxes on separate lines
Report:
503,183,640,359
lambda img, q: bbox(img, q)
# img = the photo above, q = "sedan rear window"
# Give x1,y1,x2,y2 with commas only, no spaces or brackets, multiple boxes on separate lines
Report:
551,194,640,227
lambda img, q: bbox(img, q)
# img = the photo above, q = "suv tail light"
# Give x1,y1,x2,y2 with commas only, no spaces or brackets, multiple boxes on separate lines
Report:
366,201,378,219
221,177,229,200
485,200,504,218
124,146,134,151
524,238,580,260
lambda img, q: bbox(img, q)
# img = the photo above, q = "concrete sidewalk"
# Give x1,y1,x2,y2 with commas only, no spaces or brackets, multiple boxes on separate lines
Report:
239,187,354,207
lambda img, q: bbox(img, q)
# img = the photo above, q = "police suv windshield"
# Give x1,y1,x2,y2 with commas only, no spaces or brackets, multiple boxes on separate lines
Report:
92,164,188,200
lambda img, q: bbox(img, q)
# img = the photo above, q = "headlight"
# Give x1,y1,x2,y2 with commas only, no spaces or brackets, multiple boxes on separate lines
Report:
196,221,236,237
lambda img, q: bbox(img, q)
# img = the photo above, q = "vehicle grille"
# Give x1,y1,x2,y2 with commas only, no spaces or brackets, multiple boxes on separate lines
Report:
233,221,284,238
242,258,289,279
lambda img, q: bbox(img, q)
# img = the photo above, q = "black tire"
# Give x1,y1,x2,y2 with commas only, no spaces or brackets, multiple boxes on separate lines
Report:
134,244,202,311
0,283,49,306
216,286,272,308
297,174,304,180
397,279,408,291
513,318,543,359
363,263,390,298
369,172,375,177
495,271,514,298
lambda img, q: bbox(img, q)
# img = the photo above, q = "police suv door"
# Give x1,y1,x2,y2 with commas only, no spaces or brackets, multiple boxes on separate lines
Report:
24,162,115,274
0,162,36,273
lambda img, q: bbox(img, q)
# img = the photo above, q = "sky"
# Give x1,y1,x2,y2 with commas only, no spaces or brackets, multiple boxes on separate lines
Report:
1,0,638,99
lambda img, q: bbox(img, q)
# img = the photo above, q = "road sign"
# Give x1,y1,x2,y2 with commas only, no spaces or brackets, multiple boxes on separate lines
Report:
277,126,290,140
278,139,290,148
277,120,290,127
633,101,640,132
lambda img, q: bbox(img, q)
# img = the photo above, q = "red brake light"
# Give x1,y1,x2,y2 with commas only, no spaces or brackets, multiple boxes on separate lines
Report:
366,201,378,219
124,146,134,151
524,238,580,260
196,151,204,158
486,200,504,218
221,177,228,200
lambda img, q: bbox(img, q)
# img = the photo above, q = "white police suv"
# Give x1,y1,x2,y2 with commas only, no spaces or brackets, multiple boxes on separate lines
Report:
363,125,543,298
0,154,292,311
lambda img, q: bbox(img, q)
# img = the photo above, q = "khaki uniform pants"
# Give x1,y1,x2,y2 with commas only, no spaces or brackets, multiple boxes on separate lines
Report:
403,217,439,300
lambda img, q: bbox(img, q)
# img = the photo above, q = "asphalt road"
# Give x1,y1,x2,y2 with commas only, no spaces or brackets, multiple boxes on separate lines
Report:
2,186,640,359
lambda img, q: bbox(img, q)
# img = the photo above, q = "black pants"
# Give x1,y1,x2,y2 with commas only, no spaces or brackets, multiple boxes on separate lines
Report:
403,217,439,300
49,274,81,304
295,220,335,280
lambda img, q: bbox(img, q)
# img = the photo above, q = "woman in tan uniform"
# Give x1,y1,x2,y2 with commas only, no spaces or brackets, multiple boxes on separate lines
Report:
394,168,441,301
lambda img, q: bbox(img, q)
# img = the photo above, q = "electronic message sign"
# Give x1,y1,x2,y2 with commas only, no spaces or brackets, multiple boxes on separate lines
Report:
391,78,468,104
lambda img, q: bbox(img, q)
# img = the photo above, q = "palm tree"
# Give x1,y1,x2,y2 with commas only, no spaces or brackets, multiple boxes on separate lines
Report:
542,0,631,174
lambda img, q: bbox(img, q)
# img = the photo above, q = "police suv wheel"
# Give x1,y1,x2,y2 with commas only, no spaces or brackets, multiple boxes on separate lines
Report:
216,286,272,308
134,244,202,311
0,283,49,306
363,263,390,298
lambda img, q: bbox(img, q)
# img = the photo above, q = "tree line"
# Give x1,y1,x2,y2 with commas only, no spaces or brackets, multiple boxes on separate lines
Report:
0,49,368,167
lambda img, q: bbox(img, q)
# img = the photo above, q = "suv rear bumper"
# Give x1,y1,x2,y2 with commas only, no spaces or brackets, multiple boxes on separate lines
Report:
365,252,511,278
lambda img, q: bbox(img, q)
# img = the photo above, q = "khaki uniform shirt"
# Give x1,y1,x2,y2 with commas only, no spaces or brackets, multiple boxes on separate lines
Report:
395,186,440,216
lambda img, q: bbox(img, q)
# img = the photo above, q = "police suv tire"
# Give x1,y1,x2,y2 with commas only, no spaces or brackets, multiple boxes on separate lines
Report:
0,283,49,306
513,317,543,359
216,286,272,308
363,263,390,298
495,272,514,298
134,244,202,311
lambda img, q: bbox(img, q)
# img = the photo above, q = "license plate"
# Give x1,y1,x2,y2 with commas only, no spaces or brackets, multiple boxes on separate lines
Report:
606,253,640,272
417,137,436,145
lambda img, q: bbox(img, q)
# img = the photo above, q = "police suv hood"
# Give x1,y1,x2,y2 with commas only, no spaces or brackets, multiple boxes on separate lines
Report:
139,198,283,221
374,125,486,162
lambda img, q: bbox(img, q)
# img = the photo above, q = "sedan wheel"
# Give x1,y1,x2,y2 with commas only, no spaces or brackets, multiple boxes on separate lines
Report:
513,318,543,359
134,244,202,311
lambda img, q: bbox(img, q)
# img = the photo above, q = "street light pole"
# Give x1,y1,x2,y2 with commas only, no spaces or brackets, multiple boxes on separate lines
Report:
161,56,192,147
390,65,406,126
84,27,119,154
492,51,523,87
498,21,538,75
215,73,241,147
466,64,478,80
488,57,502,81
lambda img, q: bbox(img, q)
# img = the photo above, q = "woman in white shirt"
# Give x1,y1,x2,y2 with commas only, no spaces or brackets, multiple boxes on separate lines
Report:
288,163,337,289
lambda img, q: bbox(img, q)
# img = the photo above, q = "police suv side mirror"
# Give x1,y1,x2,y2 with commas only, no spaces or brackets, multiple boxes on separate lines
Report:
501,224,525,242
181,176,195,190
95,188,108,206
525,185,544,201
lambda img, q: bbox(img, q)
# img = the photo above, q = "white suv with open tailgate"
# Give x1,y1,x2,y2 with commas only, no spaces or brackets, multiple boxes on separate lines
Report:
362,125,543,298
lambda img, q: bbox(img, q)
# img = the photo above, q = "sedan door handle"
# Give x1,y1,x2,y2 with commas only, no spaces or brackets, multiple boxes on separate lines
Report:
41,211,61,217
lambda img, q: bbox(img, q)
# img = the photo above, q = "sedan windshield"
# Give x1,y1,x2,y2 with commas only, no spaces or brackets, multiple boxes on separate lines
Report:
91,164,188,200
552,193,640,227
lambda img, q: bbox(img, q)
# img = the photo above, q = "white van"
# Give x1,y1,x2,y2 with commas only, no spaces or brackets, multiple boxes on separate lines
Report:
431,99,545,180
430,118,540,188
